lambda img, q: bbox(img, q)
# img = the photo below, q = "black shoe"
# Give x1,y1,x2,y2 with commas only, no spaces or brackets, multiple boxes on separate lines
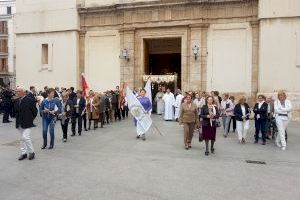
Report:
254,140,258,144
185,146,189,150
48,146,53,149
71,134,75,137
63,139,67,143
78,132,81,136
41,145,47,149
211,148,215,154
205,151,209,156
262,142,266,145
84,128,88,131
142,134,146,141
136,135,140,139
3,120,11,123
18,154,27,161
28,152,35,160
242,138,246,144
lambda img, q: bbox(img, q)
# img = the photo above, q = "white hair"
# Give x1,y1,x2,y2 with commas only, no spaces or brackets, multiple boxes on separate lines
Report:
16,86,25,92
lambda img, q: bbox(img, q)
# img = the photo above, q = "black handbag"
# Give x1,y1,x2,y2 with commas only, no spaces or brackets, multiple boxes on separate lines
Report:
212,119,221,128
199,129,203,142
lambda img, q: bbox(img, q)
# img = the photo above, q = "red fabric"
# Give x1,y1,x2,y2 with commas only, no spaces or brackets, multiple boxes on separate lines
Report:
81,74,89,97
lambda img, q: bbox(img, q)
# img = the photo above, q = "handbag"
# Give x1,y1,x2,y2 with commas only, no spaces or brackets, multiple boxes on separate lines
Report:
212,119,221,128
199,128,203,142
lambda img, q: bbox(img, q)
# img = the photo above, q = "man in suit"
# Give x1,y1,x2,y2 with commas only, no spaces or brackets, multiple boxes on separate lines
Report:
253,95,269,145
1,85,14,123
112,90,121,121
69,87,76,102
27,86,37,101
71,90,86,136
41,86,48,99
14,86,38,161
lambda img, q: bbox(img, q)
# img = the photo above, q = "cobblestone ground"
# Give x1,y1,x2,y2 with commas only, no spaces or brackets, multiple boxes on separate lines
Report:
0,114,300,200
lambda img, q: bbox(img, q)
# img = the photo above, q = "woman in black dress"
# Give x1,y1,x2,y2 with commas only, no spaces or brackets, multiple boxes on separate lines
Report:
200,96,220,156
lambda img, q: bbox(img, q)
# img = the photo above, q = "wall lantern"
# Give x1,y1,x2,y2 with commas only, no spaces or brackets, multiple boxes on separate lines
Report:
120,49,130,61
192,45,200,60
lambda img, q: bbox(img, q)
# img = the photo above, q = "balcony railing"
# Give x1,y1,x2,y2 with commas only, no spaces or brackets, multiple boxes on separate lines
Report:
0,65,8,74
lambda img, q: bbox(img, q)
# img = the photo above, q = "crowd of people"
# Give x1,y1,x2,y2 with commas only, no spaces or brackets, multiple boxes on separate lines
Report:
1,85,130,161
0,84,293,160
155,88,292,155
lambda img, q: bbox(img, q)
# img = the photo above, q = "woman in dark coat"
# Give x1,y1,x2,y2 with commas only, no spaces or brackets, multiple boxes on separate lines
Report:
200,96,220,156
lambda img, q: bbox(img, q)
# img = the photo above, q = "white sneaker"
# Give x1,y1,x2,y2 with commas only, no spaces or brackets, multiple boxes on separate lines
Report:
276,141,281,148
281,147,286,151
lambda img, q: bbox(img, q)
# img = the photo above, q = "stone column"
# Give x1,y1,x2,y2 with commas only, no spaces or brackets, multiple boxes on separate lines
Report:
119,28,135,89
200,24,209,92
250,21,259,100
188,24,202,91
79,30,86,89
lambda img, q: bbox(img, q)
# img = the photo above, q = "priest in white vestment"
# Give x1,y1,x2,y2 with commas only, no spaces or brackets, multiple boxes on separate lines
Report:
155,89,165,115
162,89,175,121
174,90,184,121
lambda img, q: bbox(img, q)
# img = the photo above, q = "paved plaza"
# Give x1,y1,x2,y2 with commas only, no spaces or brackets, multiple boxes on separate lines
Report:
0,115,300,200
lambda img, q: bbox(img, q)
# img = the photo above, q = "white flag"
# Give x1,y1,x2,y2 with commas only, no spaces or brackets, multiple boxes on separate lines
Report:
144,78,152,104
126,86,152,135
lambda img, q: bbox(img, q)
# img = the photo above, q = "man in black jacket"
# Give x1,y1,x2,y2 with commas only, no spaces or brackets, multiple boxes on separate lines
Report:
69,87,76,101
71,90,86,136
253,95,269,145
1,85,14,123
14,87,38,161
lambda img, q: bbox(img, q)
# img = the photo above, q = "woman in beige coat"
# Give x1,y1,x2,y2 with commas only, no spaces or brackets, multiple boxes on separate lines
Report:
87,91,100,130
179,94,199,150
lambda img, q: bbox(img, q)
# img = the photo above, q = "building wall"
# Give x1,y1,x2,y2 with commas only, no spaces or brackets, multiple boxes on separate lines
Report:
85,30,120,91
79,0,258,93
259,0,300,120
207,23,252,94
15,0,79,91
82,0,157,7
16,31,78,90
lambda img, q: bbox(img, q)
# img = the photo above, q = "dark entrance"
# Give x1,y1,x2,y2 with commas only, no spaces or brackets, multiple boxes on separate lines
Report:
144,38,181,92
144,38,181,113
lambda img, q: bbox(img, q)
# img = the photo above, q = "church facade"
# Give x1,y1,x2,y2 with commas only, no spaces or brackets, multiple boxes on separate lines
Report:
15,0,300,120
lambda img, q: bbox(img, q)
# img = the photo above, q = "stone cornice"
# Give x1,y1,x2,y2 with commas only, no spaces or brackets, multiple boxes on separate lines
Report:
78,0,258,14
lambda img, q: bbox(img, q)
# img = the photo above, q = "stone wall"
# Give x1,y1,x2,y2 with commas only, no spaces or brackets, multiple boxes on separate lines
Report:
79,0,259,93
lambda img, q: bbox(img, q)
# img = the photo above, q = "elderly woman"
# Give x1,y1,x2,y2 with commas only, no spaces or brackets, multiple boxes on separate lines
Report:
274,91,292,150
234,96,251,144
87,90,100,130
253,94,268,145
59,92,73,142
220,93,234,137
200,96,220,156
179,94,199,150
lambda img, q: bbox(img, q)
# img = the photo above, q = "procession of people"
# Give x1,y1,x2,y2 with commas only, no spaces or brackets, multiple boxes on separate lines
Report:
0,81,294,160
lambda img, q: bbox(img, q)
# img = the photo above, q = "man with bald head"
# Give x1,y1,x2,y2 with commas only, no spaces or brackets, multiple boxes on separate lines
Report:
14,86,38,160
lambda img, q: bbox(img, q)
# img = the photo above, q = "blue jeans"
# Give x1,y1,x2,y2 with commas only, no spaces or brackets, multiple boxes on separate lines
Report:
42,117,56,147
255,118,267,142
222,116,231,135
